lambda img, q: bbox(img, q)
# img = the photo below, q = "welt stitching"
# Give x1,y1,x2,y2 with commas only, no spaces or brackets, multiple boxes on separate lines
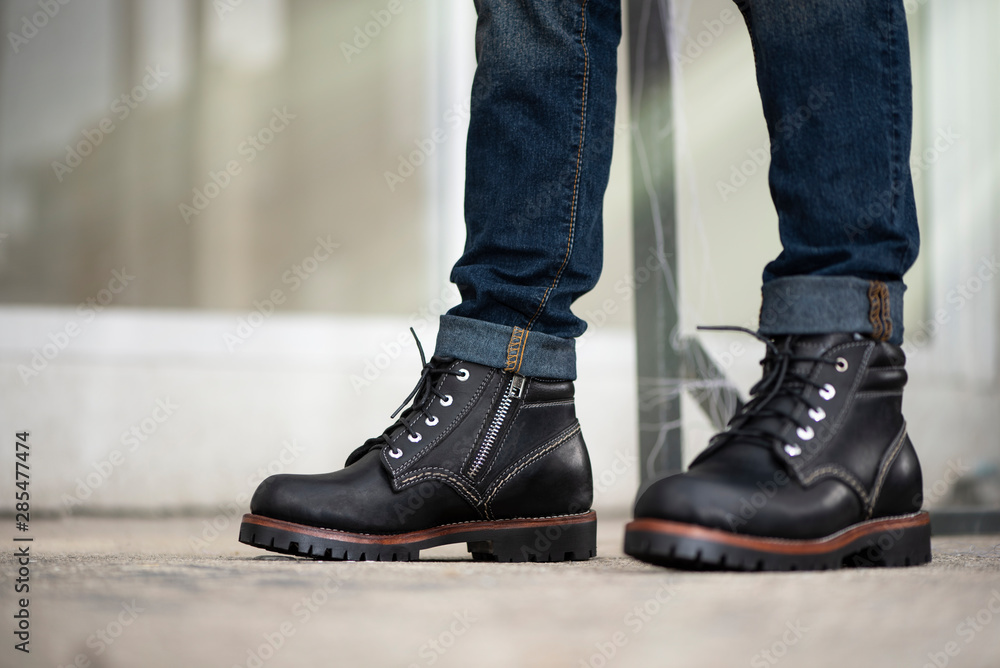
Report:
304,510,593,537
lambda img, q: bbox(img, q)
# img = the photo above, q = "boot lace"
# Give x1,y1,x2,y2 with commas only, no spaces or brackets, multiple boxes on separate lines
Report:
346,329,468,465
694,326,846,462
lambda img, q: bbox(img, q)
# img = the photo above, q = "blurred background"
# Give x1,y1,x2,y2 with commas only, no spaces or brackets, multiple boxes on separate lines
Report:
0,0,997,521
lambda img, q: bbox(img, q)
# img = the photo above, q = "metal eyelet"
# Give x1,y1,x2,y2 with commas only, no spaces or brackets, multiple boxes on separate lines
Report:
808,407,826,422
784,443,802,457
835,357,849,372
796,426,815,441
424,415,439,427
439,394,453,407
456,368,470,381
818,383,836,401
408,432,422,443
388,448,403,459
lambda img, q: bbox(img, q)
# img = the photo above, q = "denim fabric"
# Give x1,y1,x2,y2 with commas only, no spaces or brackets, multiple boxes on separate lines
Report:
738,0,918,345
437,0,919,377
759,277,905,344
436,0,622,380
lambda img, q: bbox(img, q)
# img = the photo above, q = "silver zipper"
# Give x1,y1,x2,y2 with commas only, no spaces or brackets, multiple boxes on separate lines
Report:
468,374,524,478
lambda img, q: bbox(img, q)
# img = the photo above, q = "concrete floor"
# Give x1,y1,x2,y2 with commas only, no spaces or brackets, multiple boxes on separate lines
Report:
1,514,999,668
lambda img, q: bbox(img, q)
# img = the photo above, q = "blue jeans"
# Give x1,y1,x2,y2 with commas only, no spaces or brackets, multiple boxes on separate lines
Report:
436,0,919,380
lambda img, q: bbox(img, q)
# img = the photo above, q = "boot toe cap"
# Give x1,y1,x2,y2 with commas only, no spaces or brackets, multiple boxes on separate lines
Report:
633,468,864,539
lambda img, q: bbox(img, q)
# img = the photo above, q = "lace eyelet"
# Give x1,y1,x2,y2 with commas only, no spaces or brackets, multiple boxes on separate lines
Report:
388,448,403,459
796,426,815,441
439,394,453,407
808,407,826,422
784,443,802,457
818,383,836,401
835,357,849,372
408,432,422,443
424,415,439,427
456,368,470,381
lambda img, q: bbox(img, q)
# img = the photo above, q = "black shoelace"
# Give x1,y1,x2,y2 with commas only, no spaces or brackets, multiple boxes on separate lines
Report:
697,326,843,457
346,329,464,464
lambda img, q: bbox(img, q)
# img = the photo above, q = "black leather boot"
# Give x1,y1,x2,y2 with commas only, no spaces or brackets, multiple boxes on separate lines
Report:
625,329,931,571
239,337,596,562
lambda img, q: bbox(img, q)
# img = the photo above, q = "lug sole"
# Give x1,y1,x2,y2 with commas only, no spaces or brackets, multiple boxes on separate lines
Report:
624,511,931,571
239,511,597,562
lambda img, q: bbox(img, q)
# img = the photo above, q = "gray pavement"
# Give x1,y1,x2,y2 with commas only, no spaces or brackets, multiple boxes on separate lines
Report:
1,514,999,668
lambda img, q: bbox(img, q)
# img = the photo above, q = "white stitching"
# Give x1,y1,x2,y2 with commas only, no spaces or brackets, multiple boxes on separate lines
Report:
866,423,908,518
484,424,581,505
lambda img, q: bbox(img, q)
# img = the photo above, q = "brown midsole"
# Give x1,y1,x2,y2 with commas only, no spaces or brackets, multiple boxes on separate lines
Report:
242,511,597,546
626,512,929,556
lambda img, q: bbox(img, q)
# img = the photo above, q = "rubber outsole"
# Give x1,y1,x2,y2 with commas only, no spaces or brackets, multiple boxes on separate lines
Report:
624,512,932,571
239,511,597,562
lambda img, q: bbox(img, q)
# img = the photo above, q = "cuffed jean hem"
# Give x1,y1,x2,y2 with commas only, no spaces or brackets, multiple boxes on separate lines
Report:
434,315,577,380
759,276,905,345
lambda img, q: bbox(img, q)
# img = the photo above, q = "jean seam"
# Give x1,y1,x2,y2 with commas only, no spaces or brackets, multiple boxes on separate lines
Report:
508,0,590,373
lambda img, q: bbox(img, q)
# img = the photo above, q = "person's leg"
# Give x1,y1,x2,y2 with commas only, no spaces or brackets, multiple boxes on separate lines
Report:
437,0,621,381
748,0,919,342
240,0,622,562
626,0,930,571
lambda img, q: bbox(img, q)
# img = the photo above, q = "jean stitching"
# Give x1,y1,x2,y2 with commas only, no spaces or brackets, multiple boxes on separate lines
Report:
510,0,590,373
868,280,892,341
514,329,530,374
504,327,525,372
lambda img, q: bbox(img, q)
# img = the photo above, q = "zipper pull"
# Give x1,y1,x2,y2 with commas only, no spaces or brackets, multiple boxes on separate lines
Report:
508,374,525,398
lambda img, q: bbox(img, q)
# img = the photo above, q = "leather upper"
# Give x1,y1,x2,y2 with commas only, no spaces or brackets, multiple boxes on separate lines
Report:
634,333,924,539
251,357,593,533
